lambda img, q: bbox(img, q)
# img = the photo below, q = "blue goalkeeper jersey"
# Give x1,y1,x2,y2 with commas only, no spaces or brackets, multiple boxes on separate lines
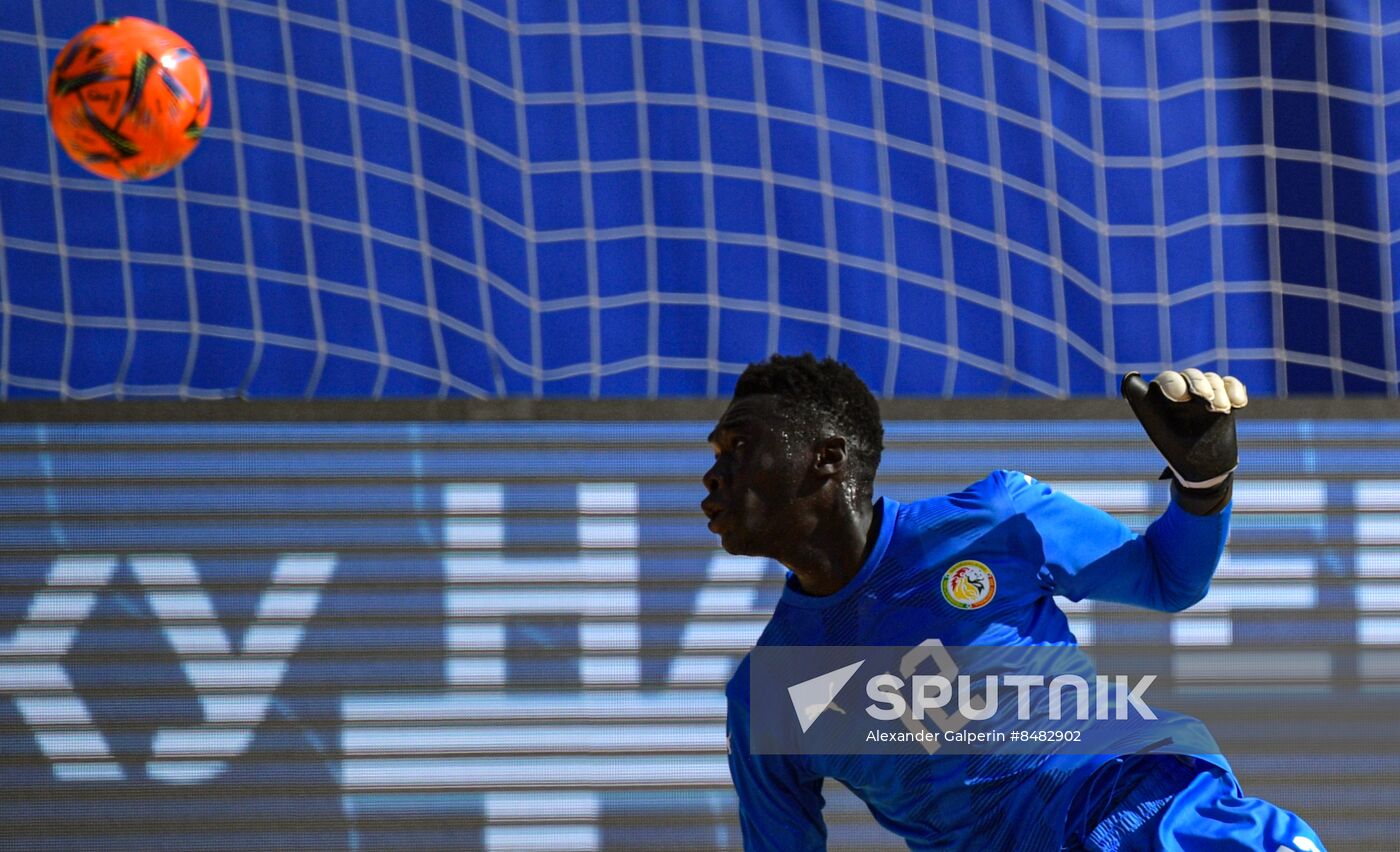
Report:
724,469,1234,851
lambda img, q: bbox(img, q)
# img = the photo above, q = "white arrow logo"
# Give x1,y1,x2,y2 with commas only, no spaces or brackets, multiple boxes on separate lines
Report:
787,660,864,733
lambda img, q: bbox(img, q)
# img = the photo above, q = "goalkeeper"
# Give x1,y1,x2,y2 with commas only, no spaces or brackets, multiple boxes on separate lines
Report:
704,354,1325,851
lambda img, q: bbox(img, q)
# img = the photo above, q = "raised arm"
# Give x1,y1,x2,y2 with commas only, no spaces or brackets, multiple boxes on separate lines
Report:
1000,368,1249,612
1001,469,1228,612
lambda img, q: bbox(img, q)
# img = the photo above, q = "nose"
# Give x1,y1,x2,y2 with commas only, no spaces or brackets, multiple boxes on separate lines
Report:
703,459,722,494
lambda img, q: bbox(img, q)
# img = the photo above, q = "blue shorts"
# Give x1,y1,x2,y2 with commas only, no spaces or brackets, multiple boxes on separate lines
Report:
1064,754,1326,852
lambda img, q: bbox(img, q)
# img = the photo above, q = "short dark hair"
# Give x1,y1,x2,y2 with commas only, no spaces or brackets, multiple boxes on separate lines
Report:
733,353,884,493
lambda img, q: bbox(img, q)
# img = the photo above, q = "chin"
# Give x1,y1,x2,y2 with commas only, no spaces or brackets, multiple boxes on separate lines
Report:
718,530,764,558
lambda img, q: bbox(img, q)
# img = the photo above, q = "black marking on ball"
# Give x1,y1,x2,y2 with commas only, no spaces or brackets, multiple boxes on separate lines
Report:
80,97,139,158
119,53,155,128
53,69,117,97
157,65,191,104
55,38,92,74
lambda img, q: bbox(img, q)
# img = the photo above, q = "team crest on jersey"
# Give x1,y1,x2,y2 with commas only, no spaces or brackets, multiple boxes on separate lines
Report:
941,560,996,610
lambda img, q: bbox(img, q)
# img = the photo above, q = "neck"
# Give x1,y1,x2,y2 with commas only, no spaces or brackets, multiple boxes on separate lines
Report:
782,494,880,597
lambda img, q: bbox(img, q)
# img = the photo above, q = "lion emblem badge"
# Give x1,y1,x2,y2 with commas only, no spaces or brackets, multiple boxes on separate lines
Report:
941,560,996,610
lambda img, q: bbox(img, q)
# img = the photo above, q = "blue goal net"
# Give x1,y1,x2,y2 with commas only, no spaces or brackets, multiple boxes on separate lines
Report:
0,0,1396,398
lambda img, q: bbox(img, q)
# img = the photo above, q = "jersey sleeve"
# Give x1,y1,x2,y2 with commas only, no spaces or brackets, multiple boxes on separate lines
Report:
726,659,828,850
996,469,1229,612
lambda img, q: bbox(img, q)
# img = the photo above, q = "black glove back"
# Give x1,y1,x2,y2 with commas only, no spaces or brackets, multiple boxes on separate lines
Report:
1121,371,1239,488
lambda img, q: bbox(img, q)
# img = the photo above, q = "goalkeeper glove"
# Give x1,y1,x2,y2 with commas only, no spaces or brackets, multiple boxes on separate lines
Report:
1121,369,1248,515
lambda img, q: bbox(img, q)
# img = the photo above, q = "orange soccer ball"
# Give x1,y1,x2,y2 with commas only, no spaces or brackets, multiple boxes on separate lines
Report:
46,17,211,181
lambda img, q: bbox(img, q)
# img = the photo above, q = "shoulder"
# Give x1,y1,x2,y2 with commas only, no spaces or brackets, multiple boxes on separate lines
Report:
957,469,1041,504
896,471,1068,538
990,469,1059,509
898,470,1015,521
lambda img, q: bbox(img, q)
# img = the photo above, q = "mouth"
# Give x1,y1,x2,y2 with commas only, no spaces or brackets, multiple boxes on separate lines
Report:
702,502,726,532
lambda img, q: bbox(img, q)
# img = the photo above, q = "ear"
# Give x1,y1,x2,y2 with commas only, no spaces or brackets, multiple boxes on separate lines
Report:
813,435,848,478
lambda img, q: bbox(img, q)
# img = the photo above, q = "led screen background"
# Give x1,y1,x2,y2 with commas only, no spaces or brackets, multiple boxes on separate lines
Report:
1,411,1397,850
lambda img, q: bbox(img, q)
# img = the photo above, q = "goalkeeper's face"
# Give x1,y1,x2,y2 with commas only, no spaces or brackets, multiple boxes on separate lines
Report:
702,394,819,559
